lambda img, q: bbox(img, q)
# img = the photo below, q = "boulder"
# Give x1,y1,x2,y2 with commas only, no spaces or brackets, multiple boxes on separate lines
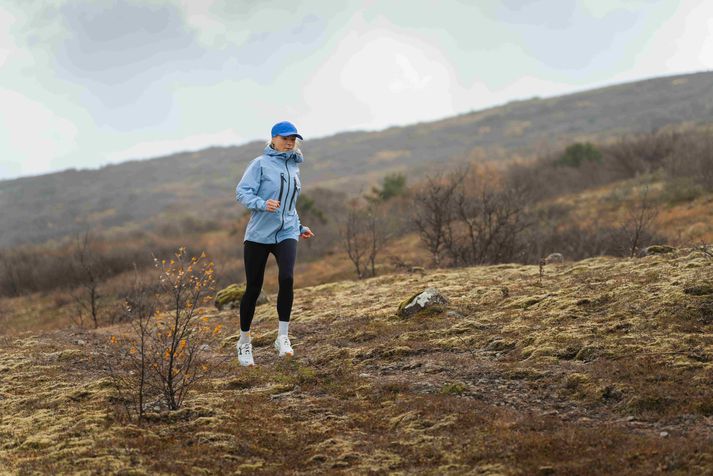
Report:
214,284,269,310
397,287,448,317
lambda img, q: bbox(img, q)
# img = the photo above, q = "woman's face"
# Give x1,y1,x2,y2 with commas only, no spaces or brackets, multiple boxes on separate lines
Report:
272,135,297,152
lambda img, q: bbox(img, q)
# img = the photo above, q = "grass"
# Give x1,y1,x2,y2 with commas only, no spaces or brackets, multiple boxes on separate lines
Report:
1,247,713,473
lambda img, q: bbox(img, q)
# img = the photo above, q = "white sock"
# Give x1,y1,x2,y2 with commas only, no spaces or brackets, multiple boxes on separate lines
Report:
278,321,289,336
238,331,251,346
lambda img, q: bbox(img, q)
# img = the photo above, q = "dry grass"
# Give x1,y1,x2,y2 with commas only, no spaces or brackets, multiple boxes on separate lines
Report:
1,247,713,474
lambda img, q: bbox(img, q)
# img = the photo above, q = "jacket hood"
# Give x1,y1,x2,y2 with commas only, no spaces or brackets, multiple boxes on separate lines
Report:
263,145,304,163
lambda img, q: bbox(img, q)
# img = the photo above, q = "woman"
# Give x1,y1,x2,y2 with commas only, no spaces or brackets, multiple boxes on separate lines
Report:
234,121,314,367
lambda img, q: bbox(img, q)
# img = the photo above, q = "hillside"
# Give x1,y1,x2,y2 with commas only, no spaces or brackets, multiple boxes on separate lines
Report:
2,71,713,248
1,248,712,474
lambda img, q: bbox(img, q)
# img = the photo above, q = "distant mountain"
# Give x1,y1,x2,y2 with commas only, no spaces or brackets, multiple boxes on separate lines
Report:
2,71,712,248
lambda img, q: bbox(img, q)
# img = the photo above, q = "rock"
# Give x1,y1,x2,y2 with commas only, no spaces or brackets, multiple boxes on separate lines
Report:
446,310,464,318
397,287,449,317
640,245,676,256
543,253,564,264
659,431,669,438
214,284,268,310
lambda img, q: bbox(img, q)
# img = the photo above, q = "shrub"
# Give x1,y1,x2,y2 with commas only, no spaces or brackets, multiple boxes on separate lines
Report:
105,247,221,421
555,142,602,168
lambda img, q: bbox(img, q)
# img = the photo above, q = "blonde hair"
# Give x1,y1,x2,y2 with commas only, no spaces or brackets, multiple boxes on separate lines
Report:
266,137,302,153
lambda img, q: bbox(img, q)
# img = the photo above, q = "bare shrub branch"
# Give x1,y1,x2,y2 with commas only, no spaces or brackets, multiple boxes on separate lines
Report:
105,248,221,420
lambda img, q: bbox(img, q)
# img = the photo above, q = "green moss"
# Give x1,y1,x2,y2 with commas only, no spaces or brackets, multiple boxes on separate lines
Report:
273,360,318,386
397,291,423,315
56,349,84,361
575,345,602,362
382,346,413,358
440,382,467,396
214,284,245,310
564,373,591,390
485,339,516,351
522,345,557,359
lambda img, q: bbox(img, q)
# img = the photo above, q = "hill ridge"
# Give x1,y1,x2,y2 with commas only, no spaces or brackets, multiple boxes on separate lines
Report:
2,70,713,248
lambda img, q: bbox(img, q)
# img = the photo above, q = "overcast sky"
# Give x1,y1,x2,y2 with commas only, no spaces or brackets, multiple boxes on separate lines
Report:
1,0,711,180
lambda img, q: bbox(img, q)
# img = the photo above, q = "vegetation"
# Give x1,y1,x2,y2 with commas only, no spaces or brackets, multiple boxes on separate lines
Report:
555,142,602,167
2,72,713,250
2,71,713,472
106,248,220,421
1,248,712,473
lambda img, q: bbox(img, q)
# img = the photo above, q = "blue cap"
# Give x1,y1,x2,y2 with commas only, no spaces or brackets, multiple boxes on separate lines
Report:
271,121,303,140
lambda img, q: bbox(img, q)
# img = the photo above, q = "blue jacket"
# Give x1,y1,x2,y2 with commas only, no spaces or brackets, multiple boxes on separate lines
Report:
236,145,309,244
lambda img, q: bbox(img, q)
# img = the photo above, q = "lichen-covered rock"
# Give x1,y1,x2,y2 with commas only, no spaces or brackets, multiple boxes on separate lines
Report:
397,287,448,317
544,253,564,264
214,284,268,310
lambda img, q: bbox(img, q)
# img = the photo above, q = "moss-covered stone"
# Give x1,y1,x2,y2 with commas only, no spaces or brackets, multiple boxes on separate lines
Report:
397,287,448,317
214,284,268,310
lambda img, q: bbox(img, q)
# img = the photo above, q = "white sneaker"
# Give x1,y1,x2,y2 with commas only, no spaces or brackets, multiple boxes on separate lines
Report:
237,341,255,367
274,335,294,357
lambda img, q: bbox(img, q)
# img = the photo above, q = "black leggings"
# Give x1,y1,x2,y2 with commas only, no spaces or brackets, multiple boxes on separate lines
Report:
240,239,297,332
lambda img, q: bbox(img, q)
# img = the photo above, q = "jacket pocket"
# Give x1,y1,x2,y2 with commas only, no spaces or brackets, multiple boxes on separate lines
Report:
288,176,300,213
278,173,286,203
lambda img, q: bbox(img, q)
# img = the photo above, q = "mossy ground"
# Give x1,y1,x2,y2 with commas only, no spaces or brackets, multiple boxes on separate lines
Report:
1,248,713,474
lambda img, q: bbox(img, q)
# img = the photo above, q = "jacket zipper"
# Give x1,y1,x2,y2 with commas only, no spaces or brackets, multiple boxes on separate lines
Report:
289,177,297,212
275,173,287,243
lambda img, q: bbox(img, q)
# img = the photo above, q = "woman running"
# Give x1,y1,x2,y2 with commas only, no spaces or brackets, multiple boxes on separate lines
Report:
234,121,314,366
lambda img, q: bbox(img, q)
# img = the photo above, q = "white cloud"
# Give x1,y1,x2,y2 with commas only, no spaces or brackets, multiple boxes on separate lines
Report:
0,0,711,180
0,89,78,176
303,24,462,132
0,7,15,67
106,129,246,164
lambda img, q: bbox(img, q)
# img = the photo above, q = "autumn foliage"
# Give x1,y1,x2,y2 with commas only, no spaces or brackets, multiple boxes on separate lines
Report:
106,247,221,421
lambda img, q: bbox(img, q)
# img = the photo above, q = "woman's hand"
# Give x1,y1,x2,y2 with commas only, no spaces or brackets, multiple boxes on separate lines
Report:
300,227,314,240
265,199,280,212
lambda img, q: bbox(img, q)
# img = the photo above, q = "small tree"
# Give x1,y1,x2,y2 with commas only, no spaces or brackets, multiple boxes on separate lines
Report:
412,171,462,266
366,173,407,204
107,248,220,419
71,231,105,328
342,201,390,278
105,270,156,422
621,185,660,257
556,142,602,168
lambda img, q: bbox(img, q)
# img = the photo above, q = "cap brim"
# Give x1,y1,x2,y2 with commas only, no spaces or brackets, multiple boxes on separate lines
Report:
277,133,303,140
